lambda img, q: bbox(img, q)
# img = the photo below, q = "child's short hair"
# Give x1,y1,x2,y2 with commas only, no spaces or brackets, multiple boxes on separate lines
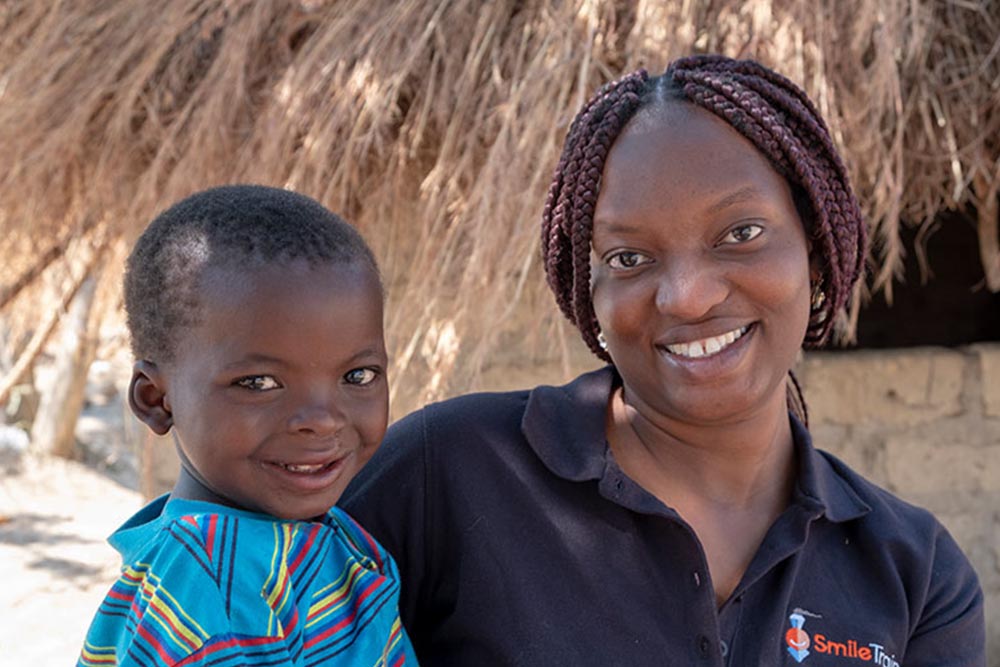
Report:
124,184,379,363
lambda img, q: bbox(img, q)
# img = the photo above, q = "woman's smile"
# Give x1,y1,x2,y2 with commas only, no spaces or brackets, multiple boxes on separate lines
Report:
591,100,812,423
655,322,757,384
658,323,752,359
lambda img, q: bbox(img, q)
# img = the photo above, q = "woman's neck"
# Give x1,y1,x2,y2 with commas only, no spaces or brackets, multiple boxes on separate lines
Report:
607,385,795,511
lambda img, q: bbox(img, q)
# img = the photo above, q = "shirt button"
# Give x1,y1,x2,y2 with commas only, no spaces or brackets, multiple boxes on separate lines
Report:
697,634,711,658
693,571,701,588
720,640,729,657
615,479,624,491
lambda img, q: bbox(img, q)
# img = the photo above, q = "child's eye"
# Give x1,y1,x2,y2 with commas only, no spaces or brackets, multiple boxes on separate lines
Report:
607,251,652,269
233,375,282,391
344,368,379,386
721,223,763,244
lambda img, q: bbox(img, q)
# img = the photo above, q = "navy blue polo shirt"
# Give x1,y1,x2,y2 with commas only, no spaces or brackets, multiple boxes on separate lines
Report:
341,367,984,666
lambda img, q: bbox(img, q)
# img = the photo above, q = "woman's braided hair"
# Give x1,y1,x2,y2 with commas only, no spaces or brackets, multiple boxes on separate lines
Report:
541,55,867,423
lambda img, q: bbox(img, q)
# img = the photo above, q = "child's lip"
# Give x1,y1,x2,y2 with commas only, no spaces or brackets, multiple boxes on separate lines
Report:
261,453,354,492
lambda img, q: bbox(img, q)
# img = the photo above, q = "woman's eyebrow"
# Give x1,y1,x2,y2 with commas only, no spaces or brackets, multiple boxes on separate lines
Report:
706,186,763,214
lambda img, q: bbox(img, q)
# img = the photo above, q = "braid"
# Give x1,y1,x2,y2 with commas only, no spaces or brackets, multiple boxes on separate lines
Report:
542,55,868,420
542,70,650,361
669,56,867,345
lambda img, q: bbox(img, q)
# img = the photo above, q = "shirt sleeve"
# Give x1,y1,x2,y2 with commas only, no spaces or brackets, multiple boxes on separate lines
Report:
902,522,986,667
79,518,295,667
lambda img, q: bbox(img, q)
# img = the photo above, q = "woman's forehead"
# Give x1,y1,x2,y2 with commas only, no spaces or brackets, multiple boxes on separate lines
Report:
594,101,796,226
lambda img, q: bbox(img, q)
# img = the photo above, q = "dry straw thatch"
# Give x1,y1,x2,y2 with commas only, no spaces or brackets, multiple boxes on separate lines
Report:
1,0,998,419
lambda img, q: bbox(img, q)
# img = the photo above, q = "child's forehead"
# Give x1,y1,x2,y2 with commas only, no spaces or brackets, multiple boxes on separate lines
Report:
197,257,380,304
170,259,385,363
198,254,342,283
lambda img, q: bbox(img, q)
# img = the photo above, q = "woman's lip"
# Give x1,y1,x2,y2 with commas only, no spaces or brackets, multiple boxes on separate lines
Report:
656,322,756,377
657,321,756,348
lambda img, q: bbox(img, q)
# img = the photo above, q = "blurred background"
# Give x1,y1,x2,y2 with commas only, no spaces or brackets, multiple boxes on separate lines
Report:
1,1,997,663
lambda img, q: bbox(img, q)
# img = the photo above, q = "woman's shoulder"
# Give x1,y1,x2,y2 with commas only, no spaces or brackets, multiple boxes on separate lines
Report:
417,386,533,427
813,447,978,581
391,366,614,442
815,448,938,529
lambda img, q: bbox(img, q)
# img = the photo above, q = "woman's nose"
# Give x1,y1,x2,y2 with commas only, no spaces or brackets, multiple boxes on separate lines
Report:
654,258,729,321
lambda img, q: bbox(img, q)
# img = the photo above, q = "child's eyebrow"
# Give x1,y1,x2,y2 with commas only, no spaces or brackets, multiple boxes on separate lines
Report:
222,353,286,369
344,347,388,364
222,348,386,370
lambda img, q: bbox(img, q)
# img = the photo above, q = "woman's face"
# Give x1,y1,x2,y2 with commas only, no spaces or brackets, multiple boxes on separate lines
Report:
590,101,811,426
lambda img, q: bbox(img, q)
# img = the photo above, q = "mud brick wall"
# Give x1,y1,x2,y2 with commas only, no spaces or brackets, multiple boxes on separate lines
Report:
796,345,999,662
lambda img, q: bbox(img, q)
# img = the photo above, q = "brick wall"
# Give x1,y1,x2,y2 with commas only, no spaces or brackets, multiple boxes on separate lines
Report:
796,345,999,662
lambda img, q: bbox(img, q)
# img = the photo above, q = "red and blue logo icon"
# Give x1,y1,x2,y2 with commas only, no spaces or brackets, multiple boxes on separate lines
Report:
785,612,811,662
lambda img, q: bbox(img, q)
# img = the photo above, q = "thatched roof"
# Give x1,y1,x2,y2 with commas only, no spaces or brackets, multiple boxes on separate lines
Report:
1,0,998,416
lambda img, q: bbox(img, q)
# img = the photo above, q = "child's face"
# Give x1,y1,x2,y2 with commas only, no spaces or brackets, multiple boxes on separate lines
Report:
158,259,387,520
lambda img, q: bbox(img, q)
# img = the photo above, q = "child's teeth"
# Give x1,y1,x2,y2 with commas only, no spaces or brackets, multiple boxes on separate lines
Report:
284,463,324,473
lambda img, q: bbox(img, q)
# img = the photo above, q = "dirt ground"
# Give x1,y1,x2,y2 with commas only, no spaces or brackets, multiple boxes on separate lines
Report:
0,453,141,666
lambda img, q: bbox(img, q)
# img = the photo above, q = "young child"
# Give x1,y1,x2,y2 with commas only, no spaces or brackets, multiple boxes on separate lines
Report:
78,185,417,666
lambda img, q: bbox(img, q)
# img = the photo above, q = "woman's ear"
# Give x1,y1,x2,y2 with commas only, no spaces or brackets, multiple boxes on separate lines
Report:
807,245,823,285
129,360,173,435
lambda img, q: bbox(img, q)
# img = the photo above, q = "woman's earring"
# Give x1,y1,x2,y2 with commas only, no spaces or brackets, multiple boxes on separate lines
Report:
810,281,827,325
597,331,608,350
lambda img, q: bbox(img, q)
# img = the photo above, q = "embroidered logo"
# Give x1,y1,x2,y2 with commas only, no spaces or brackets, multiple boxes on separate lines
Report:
785,612,811,663
783,608,899,666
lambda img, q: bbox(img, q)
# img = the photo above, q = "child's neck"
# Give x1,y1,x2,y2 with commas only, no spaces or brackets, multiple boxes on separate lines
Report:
171,466,237,509
169,467,326,522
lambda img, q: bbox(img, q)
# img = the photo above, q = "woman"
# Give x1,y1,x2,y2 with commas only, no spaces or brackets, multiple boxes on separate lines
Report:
341,56,985,666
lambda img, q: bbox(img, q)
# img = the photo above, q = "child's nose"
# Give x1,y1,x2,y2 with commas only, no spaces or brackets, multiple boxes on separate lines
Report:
287,403,343,437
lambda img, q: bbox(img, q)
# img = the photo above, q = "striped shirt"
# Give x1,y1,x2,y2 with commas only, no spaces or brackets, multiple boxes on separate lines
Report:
79,496,416,667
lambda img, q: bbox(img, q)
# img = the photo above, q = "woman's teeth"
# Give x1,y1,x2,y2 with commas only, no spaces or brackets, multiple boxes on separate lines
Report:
665,325,750,358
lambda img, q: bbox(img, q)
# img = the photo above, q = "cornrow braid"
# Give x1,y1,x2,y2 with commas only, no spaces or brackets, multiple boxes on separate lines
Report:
541,55,868,425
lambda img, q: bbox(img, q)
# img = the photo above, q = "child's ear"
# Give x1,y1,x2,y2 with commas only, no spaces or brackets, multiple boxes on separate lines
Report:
129,361,173,435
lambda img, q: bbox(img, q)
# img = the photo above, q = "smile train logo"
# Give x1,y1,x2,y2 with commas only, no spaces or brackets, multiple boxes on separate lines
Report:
785,612,811,662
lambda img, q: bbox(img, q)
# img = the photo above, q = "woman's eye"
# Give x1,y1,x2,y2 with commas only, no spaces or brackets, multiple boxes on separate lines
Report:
607,251,650,269
344,368,379,386
722,224,763,244
233,375,282,391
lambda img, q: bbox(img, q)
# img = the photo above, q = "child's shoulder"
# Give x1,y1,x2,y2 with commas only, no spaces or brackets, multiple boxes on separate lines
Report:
324,506,388,573
108,497,391,584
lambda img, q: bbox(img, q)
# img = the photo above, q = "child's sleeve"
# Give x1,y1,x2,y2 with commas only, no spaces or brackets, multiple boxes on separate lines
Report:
78,515,295,667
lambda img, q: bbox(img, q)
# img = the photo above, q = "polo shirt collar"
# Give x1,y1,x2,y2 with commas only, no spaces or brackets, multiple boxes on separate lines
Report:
521,365,870,522
790,416,871,522
521,366,614,482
